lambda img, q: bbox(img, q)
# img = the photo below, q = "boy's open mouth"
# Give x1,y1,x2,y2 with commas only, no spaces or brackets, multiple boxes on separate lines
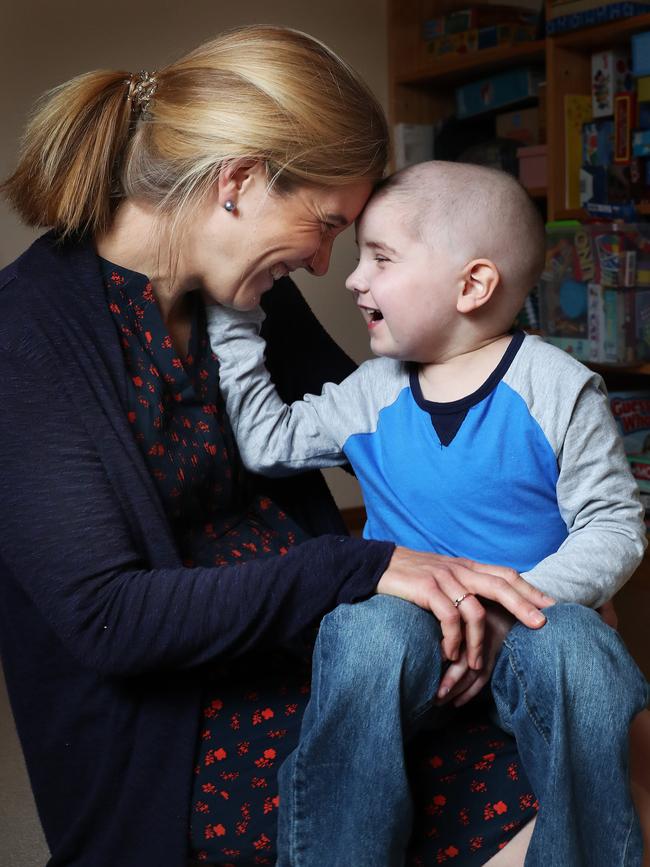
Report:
358,303,384,328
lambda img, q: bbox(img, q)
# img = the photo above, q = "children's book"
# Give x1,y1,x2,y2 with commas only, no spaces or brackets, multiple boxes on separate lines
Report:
565,95,592,209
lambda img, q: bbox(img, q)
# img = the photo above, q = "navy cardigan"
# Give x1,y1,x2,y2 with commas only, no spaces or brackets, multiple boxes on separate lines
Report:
0,233,394,867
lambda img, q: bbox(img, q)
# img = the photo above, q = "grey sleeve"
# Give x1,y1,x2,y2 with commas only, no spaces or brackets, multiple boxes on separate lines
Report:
205,304,398,477
510,342,646,607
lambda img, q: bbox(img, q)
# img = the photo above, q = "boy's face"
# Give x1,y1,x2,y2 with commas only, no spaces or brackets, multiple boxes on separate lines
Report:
346,197,462,363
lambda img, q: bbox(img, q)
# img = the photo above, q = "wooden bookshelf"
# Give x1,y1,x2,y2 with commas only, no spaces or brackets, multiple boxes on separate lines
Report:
386,3,650,672
387,3,650,221
546,12,650,219
395,39,546,87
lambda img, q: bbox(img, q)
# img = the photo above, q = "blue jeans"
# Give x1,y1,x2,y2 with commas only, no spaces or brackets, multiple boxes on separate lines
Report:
492,602,649,867
276,597,649,867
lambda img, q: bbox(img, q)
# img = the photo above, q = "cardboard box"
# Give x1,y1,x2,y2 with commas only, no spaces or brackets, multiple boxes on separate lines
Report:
496,107,540,144
580,163,640,216
633,129,650,156
565,95,593,208
640,102,650,128
426,23,537,58
614,92,636,163
547,2,650,35
423,5,540,38
591,50,632,118
455,67,542,118
517,144,547,187
632,31,650,77
610,390,650,489
393,123,435,170
583,119,615,165
638,76,650,101
549,0,649,17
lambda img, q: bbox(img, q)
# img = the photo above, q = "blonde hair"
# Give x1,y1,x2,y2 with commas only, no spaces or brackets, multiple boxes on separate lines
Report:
2,25,389,238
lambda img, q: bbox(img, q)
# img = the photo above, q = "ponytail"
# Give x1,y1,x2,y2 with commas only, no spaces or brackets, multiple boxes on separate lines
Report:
2,70,133,237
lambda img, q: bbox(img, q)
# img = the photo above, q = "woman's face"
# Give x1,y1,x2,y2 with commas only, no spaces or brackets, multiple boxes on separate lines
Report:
183,164,373,309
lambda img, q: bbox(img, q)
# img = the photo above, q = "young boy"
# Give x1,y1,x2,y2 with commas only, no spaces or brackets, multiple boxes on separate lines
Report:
206,161,649,864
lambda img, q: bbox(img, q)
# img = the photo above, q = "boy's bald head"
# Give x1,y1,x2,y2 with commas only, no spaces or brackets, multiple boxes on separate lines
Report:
372,161,545,315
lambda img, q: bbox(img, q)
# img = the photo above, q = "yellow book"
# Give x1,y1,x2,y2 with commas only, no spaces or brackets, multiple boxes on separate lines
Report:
564,95,592,209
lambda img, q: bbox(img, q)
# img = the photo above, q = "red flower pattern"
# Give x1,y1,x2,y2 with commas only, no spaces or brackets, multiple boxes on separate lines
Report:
104,261,538,865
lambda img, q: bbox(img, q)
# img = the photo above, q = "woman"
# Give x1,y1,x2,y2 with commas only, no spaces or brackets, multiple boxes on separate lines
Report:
0,25,568,867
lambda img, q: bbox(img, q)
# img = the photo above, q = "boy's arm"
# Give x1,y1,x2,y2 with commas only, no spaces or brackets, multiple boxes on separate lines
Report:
522,377,646,608
207,303,360,476
260,276,357,401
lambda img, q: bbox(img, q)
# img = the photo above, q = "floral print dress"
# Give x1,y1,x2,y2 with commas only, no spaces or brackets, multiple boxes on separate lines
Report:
102,259,538,867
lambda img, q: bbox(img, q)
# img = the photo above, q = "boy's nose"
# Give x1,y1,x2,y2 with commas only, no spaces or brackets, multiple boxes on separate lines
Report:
345,264,366,294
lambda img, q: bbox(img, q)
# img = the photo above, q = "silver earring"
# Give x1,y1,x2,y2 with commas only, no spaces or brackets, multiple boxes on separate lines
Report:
224,200,236,212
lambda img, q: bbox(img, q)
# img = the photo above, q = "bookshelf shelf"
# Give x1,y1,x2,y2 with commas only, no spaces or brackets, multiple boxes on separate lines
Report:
388,4,650,220
591,362,650,376
395,40,546,87
553,12,650,51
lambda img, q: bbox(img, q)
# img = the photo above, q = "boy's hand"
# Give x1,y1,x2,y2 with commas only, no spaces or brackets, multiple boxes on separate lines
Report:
436,605,516,707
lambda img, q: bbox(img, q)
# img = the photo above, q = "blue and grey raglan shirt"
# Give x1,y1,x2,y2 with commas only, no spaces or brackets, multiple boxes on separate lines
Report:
207,305,646,607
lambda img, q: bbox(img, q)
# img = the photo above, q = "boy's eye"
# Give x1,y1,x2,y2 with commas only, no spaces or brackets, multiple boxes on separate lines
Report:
375,255,389,263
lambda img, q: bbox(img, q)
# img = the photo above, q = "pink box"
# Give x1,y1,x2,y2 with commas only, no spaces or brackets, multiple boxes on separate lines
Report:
517,144,547,189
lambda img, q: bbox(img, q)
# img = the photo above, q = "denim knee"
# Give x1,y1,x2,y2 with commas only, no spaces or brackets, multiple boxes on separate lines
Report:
501,602,648,725
316,596,443,715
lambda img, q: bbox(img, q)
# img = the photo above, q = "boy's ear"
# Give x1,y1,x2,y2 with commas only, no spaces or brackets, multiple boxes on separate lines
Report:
457,259,500,314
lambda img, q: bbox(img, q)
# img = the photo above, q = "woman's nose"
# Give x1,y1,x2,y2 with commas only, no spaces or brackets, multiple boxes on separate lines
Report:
307,237,334,277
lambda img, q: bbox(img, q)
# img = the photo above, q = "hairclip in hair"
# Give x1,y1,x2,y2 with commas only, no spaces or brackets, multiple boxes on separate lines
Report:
127,70,158,117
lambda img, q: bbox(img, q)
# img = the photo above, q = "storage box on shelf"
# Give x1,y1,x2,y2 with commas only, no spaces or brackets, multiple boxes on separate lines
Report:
546,14,650,220
540,220,650,360
518,143,548,187
546,0,650,36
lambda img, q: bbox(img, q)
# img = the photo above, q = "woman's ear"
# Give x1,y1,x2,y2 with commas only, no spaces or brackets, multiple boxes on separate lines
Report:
216,159,266,213
457,259,500,314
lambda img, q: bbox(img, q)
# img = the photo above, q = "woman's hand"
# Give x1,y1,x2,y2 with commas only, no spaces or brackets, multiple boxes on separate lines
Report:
376,547,554,669
436,605,516,707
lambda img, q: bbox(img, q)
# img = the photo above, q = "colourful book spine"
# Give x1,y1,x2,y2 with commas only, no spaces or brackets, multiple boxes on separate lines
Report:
603,288,620,361
565,95,593,210
588,282,605,361
622,288,636,364
547,2,650,35
545,336,592,360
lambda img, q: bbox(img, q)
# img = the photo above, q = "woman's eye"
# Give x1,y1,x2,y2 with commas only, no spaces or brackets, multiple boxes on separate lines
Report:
375,255,389,263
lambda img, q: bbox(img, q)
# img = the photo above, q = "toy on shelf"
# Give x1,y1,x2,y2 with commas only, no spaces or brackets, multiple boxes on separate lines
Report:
455,66,542,118
546,1,650,36
540,221,650,363
591,50,632,119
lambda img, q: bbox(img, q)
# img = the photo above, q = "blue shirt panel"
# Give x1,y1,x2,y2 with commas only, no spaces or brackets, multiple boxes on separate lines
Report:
343,381,568,572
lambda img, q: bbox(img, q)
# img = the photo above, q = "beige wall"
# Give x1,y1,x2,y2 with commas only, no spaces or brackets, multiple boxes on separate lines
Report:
1,0,388,508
